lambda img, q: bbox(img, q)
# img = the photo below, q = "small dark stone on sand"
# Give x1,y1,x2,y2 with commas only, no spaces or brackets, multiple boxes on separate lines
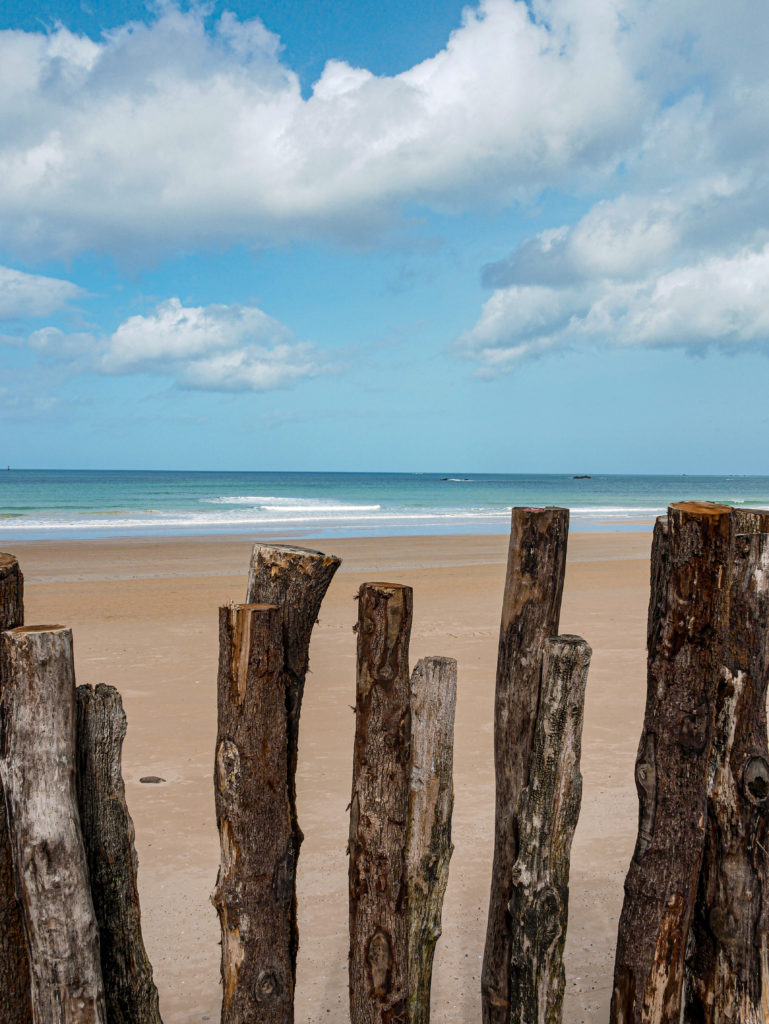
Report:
139,775,166,784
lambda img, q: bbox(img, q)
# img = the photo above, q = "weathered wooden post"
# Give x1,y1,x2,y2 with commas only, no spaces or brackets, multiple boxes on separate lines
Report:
246,543,341,982
406,655,457,1024
76,683,163,1024
610,501,732,1024
349,583,413,1024
482,507,569,1024
0,554,32,1024
212,603,294,1024
508,634,591,1024
0,625,106,1024
684,523,769,1021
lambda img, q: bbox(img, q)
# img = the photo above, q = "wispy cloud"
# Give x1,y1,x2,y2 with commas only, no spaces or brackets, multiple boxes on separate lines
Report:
0,265,84,319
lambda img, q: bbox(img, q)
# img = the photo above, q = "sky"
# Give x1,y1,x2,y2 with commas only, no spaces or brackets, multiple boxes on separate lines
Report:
1,0,768,473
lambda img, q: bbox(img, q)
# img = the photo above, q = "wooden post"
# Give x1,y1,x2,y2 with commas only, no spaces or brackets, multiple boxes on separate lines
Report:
732,507,769,533
683,529,769,1021
0,555,32,1024
245,543,341,982
406,656,457,1024
349,583,413,1024
610,502,732,1024
212,603,293,1024
0,625,106,1024
508,634,591,1024
482,506,569,1024
75,684,162,1024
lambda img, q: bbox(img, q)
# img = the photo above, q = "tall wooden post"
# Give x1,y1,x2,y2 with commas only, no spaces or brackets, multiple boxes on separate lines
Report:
406,656,457,1024
508,634,591,1024
0,555,32,1024
482,507,569,1024
349,583,413,1024
76,683,163,1024
611,502,732,1024
684,528,769,1021
212,603,294,1024
0,625,106,1024
246,543,341,984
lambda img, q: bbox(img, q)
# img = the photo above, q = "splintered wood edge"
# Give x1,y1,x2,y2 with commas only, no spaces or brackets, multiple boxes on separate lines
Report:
223,602,279,613
252,543,341,560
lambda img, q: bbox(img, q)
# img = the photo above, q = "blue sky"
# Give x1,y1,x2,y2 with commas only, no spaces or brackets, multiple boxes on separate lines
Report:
1,0,768,472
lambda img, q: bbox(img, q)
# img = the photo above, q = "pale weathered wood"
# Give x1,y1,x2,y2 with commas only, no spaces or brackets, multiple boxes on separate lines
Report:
246,543,341,981
482,507,569,1024
611,502,732,1024
76,684,162,1024
406,656,457,1024
212,603,293,1024
349,582,413,1024
508,634,591,1024
684,530,769,1022
0,625,106,1024
0,554,32,1024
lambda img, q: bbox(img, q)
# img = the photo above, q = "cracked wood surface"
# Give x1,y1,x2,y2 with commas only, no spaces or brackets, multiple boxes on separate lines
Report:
481,507,569,1024
76,683,162,1024
0,553,32,1024
684,523,769,1022
509,634,591,1024
611,502,732,1024
246,542,341,986
212,602,294,1024
406,656,456,1024
0,625,106,1024
349,583,413,1024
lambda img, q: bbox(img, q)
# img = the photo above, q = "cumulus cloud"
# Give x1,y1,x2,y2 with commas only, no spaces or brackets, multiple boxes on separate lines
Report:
459,243,769,371
1,297,327,392
0,1,650,257
0,265,83,319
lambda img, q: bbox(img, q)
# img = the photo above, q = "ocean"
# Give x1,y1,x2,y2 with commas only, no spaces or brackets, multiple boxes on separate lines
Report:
1,469,768,541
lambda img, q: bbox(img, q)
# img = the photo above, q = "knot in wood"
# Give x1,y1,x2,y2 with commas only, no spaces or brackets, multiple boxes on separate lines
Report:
255,967,282,1003
366,928,392,998
216,739,241,794
744,755,769,806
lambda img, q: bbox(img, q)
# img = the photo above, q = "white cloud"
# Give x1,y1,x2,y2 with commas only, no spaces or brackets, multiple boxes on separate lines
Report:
0,1,648,256
0,265,83,319
459,243,769,370
1,297,328,393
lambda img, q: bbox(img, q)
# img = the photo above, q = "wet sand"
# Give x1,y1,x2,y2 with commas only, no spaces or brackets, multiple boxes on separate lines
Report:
10,529,652,1023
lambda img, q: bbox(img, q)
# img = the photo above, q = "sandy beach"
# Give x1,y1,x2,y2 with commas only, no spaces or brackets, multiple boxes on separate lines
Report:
9,529,653,1023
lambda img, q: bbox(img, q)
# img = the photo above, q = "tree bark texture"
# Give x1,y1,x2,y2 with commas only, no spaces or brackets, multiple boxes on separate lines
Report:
75,683,162,1024
482,507,569,1024
610,502,732,1024
0,554,32,1024
0,625,106,1024
349,583,413,1024
406,656,457,1024
245,543,341,982
684,530,769,1022
732,508,769,534
509,634,592,1024
212,603,294,1024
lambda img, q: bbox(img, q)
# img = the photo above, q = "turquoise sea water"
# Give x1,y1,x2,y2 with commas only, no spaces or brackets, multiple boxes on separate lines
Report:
1,470,768,540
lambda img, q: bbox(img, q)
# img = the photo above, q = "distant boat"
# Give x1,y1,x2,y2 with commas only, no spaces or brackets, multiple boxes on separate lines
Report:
573,474,591,479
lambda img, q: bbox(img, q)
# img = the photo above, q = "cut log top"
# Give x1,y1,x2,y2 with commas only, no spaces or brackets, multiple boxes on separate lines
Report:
0,554,18,576
5,624,65,634
361,582,411,593
669,500,731,516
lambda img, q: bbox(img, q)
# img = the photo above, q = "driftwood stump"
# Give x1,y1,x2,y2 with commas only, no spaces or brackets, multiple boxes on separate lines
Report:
76,683,162,1024
246,542,341,982
482,507,569,1024
406,656,457,1024
349,583,413,1024
212,603,294,1024
684,528,769,1021
0,554,32,1024
611,502,732,1024
0,625,106,1024
508,634,591,1024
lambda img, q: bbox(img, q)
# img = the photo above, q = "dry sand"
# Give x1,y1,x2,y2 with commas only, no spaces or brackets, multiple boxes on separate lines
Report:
10,529,653,1023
